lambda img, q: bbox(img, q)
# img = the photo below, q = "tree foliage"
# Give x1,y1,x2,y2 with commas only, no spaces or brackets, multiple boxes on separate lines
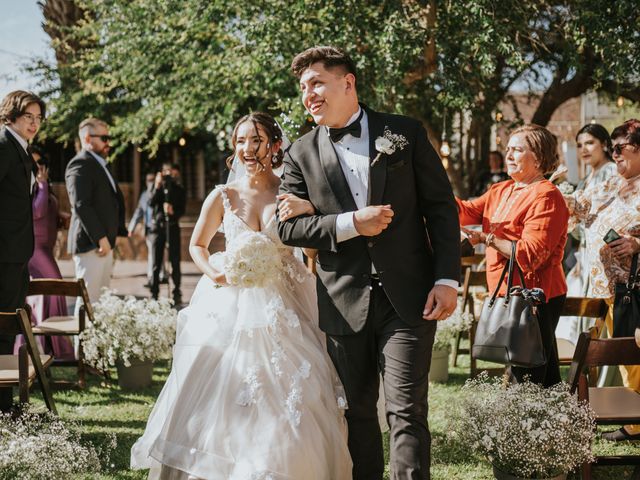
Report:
35,0,640,161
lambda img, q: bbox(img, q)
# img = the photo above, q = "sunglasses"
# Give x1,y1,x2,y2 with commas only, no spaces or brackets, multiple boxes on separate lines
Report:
612,143,637,156
89,134,113,142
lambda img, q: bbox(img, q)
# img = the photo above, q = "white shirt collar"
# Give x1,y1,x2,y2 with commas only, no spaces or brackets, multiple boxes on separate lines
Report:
325,106,363,137
87,149,107,167
5,125,29,153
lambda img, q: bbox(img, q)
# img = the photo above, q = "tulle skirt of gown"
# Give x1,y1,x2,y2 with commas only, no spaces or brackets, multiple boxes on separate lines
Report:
131,253,352,480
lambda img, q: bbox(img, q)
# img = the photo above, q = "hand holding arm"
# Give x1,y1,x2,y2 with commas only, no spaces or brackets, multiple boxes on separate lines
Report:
277,193,316,222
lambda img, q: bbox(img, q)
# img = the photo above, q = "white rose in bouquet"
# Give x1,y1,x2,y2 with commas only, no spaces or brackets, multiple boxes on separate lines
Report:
224,231,283,288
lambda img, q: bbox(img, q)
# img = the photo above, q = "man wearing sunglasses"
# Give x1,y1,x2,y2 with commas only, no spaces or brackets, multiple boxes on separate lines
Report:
65,118,127,310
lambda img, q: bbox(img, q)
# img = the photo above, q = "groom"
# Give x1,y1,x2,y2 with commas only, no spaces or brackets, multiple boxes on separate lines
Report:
277,46,460,479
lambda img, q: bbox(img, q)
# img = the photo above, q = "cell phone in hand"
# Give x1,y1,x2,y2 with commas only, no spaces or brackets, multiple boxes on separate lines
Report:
603,228,621,244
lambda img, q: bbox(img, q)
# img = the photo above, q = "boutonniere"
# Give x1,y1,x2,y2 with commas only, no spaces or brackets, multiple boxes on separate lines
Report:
371,127,409,167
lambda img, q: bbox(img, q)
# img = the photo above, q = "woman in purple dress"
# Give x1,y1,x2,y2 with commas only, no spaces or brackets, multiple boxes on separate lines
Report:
17,148,74,359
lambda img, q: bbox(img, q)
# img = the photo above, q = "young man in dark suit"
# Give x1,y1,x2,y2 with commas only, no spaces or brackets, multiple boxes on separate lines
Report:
277,47,460,480
0,90,46,410
65,118,127,308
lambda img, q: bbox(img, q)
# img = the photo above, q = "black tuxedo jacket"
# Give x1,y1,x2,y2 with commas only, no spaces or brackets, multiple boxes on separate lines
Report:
277,107,460,335
65,149,126,254
0,127,36,263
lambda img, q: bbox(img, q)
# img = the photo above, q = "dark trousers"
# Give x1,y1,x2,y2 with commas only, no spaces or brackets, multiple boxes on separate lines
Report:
0,262,29,411
510,294,566,387
149,225,181,299
326,281,437,480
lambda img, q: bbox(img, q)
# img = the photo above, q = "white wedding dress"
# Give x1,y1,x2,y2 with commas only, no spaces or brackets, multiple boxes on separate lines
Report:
131,186,352,480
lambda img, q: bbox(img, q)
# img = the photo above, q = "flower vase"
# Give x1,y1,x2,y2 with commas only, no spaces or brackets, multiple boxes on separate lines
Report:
429,347,450,383
492,465,567,480
116,358,153,390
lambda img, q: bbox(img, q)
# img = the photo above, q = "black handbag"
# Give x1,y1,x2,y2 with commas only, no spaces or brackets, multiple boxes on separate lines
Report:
472,241,547,368
613,253,640,338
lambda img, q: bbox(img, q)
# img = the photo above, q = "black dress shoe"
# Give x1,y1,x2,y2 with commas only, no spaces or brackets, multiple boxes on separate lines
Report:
601,427,640,442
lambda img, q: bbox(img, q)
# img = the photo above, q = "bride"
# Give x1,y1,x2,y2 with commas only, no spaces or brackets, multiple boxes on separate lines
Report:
130,112,352,480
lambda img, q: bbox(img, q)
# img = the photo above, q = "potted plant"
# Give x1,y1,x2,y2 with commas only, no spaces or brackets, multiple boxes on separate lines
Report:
430,301,473,382
81,291,177,390
452,374,596,480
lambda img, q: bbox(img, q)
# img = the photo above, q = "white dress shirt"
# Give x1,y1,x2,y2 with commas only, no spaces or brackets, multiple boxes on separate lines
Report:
329,108,458,289
88,150,117,192
5,125,36,192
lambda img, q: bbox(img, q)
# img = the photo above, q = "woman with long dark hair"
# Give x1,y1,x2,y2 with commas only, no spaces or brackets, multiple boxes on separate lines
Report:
18,147,74,360
556,124,617,344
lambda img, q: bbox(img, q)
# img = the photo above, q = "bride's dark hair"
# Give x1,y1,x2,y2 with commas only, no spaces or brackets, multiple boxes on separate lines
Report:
226,112,284,172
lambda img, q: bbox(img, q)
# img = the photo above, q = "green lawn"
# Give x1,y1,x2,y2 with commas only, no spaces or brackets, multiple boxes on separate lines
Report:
24,354,639,480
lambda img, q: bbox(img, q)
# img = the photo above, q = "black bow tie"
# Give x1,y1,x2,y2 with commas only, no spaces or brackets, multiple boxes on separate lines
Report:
328,110,363,143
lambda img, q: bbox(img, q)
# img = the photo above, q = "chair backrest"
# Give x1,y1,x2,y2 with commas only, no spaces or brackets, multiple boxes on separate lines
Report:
461,254,486,268
568,330,640,393
0,310,26,335
28,278,94,321
561,297,608,319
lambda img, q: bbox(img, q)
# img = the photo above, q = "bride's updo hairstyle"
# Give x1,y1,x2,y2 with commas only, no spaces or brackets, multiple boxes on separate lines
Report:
226,112,284,172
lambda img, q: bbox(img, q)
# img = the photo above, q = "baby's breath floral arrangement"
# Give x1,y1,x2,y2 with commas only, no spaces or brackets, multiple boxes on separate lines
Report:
433,300,474,351
453,373,595,479
224,231,283,288
81,291,177,371
0,406,111,480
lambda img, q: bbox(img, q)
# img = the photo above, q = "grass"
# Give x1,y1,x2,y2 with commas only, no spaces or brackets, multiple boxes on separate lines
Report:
22,351,639,479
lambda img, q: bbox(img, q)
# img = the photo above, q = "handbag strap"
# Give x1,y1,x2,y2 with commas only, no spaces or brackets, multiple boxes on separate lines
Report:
627,253,639,290
487,241,519,307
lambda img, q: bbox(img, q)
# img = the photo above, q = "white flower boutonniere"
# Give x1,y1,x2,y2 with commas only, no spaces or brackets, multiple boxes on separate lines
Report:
371,127,409,167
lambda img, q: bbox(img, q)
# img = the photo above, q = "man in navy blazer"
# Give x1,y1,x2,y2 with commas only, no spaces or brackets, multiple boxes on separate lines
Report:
0,90,46,410
65,118,126,306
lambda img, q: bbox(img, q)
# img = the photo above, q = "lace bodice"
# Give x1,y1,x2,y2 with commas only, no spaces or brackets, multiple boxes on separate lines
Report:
217,185,310,285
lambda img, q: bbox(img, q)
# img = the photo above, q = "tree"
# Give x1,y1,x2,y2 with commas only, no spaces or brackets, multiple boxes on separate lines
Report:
35,0,640,191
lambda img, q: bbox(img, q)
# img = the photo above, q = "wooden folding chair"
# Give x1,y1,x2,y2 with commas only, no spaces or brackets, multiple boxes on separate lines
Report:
452,255,492,376
0,308,56,413
27,278,92,388
557,297,608,366
568,330,640,479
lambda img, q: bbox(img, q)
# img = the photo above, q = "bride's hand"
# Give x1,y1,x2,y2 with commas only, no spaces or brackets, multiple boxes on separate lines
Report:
277,193,315,221
212,271,229,287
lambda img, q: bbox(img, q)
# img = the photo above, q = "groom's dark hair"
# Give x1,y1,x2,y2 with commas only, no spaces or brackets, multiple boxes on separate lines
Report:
291,46,357,80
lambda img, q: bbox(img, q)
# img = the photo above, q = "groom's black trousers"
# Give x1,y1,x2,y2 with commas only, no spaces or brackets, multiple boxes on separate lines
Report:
326,280,437,480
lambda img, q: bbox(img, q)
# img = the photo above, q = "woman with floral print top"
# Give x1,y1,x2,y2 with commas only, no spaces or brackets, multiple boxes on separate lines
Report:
564,118,640,442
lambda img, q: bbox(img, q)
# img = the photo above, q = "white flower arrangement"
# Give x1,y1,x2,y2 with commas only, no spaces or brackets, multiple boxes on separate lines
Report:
371,127,409,166
557,181,575,195
0,406,112,479
81,291,177,371
224,231,283,288
453,373,596,478
433,299,474,351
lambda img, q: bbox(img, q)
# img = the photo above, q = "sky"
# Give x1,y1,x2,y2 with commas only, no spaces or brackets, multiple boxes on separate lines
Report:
0,1,53,99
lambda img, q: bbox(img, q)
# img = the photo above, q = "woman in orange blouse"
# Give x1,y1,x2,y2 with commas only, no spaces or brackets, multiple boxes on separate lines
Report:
458,124,569,387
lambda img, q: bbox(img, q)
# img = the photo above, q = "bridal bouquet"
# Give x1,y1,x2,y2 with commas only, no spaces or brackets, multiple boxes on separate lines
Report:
81,291,177,371
224,231,283,288
453,373,595,479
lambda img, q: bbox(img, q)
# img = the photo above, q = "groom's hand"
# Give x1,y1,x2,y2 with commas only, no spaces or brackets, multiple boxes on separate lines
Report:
423,285,457,321
354,205,394,236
